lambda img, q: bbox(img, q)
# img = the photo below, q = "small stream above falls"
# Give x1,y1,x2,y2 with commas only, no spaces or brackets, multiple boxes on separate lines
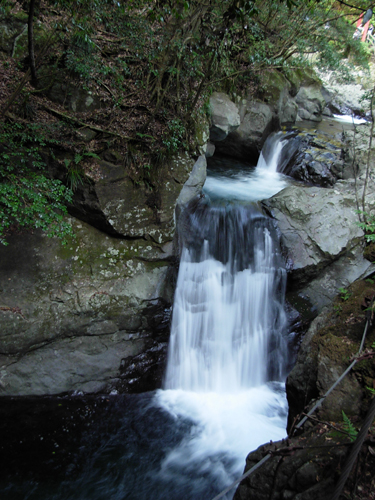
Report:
2,134,299,500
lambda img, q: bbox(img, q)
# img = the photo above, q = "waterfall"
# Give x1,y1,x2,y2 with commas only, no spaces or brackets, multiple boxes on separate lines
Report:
257,131,287,172
164,201,288,392
155,136,292,499
2,134,293,500
0,134,291,500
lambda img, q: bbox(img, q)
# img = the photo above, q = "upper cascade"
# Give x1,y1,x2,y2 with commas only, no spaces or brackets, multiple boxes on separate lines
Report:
257,131,300,174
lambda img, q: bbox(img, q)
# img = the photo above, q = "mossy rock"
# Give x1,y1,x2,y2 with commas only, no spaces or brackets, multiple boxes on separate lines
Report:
284,67,322,96
258,69,290,104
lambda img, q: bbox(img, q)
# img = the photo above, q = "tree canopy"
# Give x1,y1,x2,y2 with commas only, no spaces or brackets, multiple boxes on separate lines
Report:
0,0,373,244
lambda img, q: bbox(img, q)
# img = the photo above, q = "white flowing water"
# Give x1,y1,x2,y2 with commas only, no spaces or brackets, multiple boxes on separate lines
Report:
332,114,368,125
154,134,293,498
203,132,291,203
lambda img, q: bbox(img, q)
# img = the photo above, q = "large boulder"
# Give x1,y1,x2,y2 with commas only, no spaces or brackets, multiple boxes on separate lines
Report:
295,84,327,122
209,92,241,141
263,180,375,312
67,152,196,245
0,218,174,395
214,99,276,160
258,69,298,125
279,129,345,187
234,430,348,500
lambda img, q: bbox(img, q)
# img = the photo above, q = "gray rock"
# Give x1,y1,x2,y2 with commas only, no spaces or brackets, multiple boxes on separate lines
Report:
209,92,241,141
0,333,145,396
176,155,207,207
0,218,173,395
280,129,345,187
279,97,298,124
263,181,375,311
70,152,195,245
214,99,275,160
295,85,326,122
205,142,215,158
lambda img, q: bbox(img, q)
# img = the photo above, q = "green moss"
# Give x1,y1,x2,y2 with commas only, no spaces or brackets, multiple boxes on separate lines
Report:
258,69,289,104
309,278,375,417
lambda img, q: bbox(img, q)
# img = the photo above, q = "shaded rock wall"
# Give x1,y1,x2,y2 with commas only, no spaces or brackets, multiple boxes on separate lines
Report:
0,153,207,396
0,218,173,395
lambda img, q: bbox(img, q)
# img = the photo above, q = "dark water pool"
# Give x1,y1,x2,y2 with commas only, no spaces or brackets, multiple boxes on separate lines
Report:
0,393,241,500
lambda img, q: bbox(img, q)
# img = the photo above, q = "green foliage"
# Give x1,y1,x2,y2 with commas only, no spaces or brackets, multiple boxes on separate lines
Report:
357,211,375,243
0,0,13,16
0,122,73,246
342,410,358,442
339,287,352,301
64,151,99,190
162,119,186,154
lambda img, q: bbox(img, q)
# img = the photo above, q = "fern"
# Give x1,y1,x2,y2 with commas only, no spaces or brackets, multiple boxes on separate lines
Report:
342,411,358,442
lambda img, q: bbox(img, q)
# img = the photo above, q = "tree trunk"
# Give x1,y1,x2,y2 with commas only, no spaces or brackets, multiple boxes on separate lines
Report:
28,0,37,83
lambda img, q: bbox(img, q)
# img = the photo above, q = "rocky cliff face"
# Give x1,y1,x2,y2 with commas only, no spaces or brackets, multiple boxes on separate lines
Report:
0,152,207,396
208,69,329,163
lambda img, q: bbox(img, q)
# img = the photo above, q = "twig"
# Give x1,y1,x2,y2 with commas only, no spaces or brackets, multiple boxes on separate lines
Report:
41,104,132,140
300,413,356,438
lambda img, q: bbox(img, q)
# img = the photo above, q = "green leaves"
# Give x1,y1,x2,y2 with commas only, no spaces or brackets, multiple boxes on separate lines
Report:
0,123,73,246
342,411,358,442
338,287,352,301
162,119,186,154
65,150,100,190
356,211,375,243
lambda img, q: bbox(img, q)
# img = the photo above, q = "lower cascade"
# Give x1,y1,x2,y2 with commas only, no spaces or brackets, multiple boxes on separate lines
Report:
164,202,288,392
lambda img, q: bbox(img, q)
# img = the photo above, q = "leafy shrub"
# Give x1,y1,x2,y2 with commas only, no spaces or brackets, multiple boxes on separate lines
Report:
357,212,375,243
0,122,73,245
162,119,186,154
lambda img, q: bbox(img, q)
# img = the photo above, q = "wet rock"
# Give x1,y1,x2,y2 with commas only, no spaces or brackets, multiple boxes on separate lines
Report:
280,129,345,187
116,341,169,393
234,431,347,500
